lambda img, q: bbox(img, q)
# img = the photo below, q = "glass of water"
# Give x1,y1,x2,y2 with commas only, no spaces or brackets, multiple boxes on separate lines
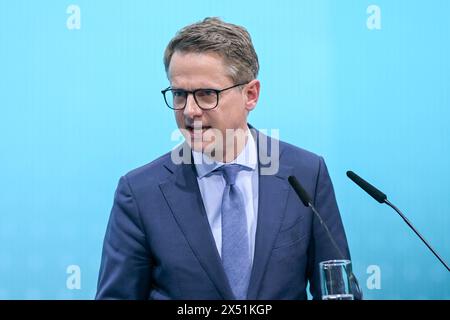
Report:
319,259,354,300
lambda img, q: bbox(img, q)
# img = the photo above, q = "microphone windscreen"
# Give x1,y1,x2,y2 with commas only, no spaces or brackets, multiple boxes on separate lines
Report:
288,176,311,207
346,171,387,203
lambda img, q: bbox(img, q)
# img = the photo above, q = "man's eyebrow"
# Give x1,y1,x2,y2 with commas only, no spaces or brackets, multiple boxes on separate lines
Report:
168,86,189,92
170,86,219,91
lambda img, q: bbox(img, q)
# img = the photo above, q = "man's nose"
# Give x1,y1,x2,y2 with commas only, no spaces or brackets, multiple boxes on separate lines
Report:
183,93,203,118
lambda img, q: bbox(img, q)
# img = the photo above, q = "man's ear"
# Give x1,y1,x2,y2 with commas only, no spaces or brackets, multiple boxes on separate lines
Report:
244,79,260,111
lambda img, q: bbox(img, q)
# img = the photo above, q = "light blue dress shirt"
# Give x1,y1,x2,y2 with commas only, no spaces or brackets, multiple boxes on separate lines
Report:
193,129,259,264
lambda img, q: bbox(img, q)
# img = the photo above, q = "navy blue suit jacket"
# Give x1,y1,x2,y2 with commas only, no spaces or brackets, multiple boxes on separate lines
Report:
96,128,353,299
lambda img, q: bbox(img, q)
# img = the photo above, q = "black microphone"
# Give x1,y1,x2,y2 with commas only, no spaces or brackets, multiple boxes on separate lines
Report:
288,175,362,298
347,170,450,272
346,170,386,203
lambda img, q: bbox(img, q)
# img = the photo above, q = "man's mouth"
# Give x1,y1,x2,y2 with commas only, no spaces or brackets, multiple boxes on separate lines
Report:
185,125,212,133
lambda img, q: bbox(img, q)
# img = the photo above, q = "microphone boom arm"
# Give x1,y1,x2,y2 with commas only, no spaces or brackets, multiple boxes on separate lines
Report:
308,203,347,261
347,170,450,272
384,199,450,272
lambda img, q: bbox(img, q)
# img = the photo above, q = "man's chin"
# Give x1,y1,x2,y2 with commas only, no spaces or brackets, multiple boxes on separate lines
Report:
187,140,205,153
186,139,212,153
184,138,222,159
181,128,212,149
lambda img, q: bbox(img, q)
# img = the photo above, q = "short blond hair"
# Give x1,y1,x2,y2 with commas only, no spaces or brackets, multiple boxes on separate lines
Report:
164,17,259,83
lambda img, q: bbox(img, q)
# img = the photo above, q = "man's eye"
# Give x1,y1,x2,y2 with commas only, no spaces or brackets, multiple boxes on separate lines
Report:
172,90,185,97
197,90,215,97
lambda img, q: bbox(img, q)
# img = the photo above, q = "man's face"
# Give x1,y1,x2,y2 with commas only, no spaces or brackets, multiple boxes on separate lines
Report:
168,51,259,158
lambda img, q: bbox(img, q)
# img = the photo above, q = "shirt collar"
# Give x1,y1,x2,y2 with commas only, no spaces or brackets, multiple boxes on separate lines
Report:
193,127,257,179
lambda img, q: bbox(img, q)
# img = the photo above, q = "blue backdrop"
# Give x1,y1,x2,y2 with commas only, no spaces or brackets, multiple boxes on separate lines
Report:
0,0,449,299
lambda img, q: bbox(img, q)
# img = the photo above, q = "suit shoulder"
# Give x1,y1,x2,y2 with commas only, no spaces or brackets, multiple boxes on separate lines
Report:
277,139,331,196
278,139,323,170
122,151,174,185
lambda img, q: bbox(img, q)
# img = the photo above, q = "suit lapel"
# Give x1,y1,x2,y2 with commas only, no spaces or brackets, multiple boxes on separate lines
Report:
159,149,234,300
246,128,293,299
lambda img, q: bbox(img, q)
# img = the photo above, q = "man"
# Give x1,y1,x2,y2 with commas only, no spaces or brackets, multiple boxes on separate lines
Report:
96,17,358,300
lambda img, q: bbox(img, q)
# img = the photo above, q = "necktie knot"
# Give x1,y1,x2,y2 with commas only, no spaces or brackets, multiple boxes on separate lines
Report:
216,164,245,186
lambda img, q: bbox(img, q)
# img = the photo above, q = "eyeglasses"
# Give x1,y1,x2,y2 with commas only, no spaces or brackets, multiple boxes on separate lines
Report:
161,82,248,110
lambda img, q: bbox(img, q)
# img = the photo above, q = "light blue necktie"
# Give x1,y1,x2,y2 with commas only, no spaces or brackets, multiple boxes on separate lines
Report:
217,164,251,300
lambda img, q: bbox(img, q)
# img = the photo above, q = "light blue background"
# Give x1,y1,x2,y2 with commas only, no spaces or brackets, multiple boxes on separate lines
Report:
0,0,449,299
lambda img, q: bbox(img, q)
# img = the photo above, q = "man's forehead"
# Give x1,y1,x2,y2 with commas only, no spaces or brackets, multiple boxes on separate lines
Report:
168,52,232,88
169,52,225,72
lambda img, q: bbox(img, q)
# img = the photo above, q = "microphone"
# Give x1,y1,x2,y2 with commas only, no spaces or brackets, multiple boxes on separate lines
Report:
288,175,362,298
347,170,450,272
346,171,386,203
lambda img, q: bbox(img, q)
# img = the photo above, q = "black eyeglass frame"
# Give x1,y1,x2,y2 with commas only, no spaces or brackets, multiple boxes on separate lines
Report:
161,82,248,110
